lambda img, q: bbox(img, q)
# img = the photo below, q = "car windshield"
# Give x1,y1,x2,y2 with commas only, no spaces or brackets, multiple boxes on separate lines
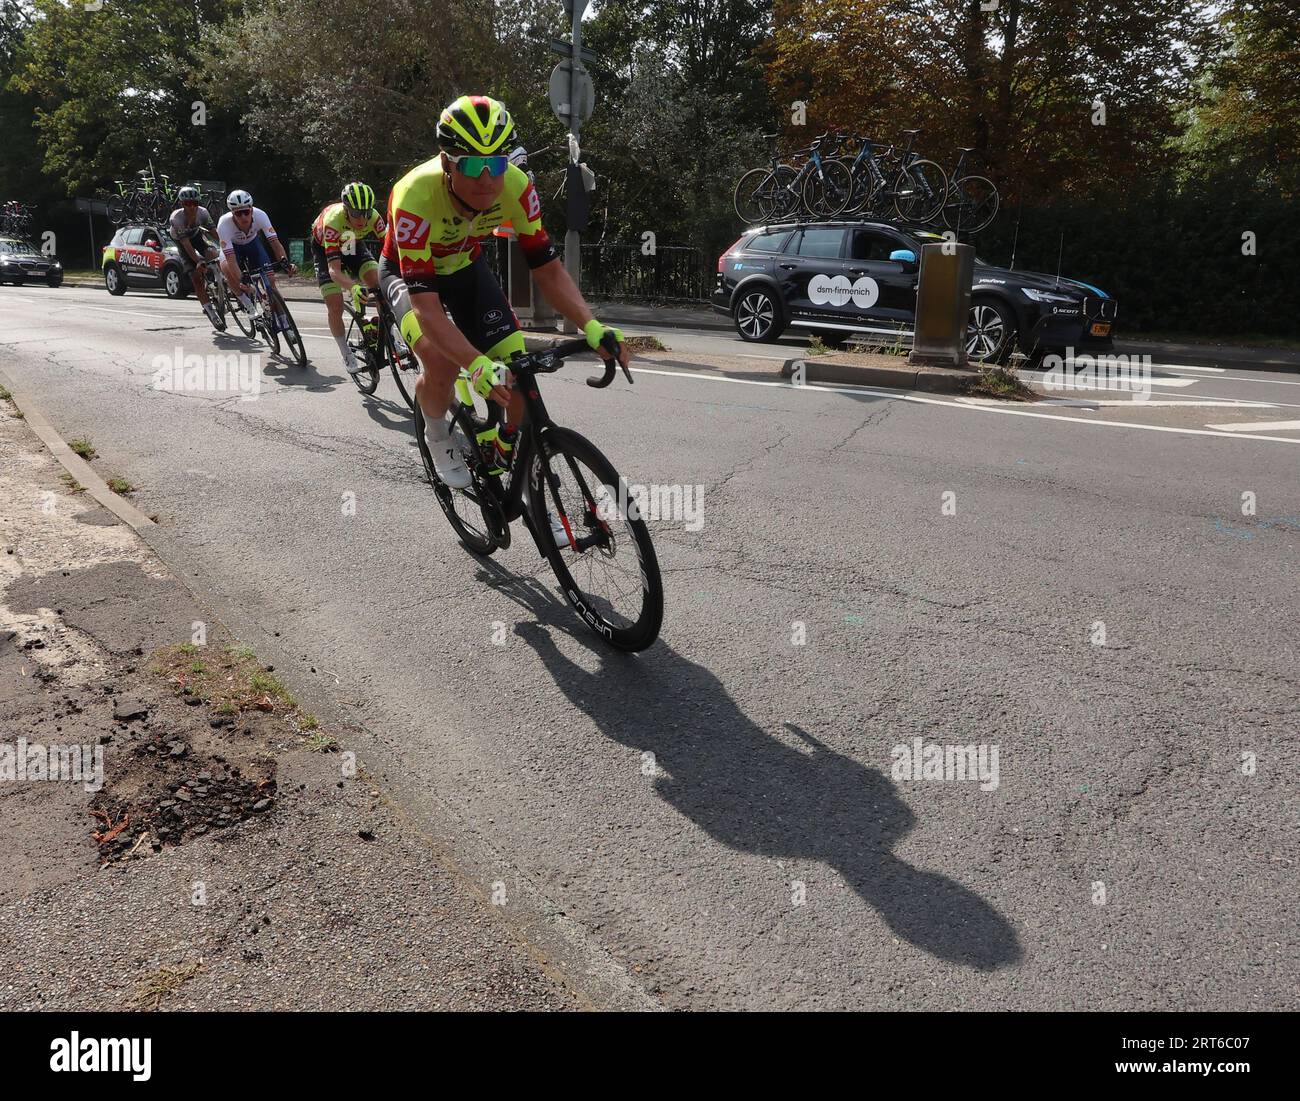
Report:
911,230,988,266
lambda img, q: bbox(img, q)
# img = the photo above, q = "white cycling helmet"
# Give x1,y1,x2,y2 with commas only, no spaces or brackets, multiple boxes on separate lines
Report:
226,189,254,211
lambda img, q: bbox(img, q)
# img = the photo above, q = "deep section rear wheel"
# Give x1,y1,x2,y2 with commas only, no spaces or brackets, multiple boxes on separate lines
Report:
386,330,420,410
228,291,255,336
528,427,663,652
271,287,307,367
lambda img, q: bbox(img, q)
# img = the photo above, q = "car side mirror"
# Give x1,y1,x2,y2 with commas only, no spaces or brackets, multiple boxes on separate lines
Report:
889,249,917,266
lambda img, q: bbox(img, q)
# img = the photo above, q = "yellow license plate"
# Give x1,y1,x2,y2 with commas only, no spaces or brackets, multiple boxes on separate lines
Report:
1091,322,1111,337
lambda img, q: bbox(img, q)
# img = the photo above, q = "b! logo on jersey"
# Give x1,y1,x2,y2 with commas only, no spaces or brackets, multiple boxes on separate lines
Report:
520,182,541,223
393,210,432,248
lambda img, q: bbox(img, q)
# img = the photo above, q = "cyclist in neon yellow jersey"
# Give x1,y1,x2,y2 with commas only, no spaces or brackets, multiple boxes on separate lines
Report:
311,182,387,374
379,94,627,489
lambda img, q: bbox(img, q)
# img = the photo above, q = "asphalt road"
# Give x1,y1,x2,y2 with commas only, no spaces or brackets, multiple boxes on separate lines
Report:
2,283,1297,1009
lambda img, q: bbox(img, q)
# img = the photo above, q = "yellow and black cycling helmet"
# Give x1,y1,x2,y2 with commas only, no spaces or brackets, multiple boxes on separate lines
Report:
437,95,515,156
341,181,375,213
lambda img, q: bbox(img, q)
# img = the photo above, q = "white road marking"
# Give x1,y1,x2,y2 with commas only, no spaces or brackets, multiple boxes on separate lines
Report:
1204,419,1300,433
1199,373,1300,387
1005,398,1276,409
627,365,1300,444
1156,363,1225,373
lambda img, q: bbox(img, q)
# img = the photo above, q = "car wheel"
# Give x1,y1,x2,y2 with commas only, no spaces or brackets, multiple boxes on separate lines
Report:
104,264,127,296
733,285,786,343
163,266,186,298
966,298,1017,364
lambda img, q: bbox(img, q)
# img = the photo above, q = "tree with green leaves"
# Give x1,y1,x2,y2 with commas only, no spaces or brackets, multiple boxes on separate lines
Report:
12,0,242,195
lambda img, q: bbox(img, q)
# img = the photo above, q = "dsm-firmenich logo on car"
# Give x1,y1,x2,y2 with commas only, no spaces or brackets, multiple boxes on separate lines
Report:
714,219,1117,363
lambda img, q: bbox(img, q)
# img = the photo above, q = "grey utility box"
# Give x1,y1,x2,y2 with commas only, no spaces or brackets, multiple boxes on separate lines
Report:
505,235,556,326
908,242,975,369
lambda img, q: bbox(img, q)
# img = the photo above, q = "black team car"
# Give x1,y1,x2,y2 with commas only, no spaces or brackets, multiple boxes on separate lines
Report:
713,220,1118,362
0,235,64,287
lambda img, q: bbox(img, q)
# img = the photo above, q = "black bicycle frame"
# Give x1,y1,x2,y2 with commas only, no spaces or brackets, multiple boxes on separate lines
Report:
472,339,626,556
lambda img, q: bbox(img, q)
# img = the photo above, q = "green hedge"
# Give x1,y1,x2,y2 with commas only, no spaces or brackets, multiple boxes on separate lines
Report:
976,179,1299,338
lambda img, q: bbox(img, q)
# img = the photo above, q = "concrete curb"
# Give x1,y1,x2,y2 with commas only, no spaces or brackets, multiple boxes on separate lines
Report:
777,356,976,394
0,368,157,532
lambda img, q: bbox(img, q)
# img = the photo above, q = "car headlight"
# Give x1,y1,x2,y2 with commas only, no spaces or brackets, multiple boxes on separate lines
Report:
1022,287,1079,304
52,260,63,269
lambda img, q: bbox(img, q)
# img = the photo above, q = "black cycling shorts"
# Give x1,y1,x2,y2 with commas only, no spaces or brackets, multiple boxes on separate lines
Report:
171,231,220,275
312,238,377,294
378,254,522,357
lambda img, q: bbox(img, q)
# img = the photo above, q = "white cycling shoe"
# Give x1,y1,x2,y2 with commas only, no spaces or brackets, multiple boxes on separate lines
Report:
424,420,471,489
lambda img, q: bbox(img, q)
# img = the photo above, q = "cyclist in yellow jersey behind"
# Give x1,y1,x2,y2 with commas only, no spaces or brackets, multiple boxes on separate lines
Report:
312,182,388,374
379,94,627,488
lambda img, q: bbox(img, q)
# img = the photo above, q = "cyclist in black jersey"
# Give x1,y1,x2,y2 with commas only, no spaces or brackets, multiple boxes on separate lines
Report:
168,186,224,329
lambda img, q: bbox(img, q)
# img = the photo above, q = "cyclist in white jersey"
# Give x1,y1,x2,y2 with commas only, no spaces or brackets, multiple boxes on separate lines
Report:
216,189,297,313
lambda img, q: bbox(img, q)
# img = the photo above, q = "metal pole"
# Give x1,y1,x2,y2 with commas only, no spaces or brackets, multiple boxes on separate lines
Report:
87,207,96,269
560,5,582,333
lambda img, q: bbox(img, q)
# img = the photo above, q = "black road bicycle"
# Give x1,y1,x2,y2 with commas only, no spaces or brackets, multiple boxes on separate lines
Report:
413,337,664,652
831,130,950,225
199,257,230,332
232,257,307,366
340,285,420,404
942,147,1000,234
733,132,852,223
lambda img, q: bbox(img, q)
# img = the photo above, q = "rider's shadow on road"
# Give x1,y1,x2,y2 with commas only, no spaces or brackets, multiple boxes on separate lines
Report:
261,355,345,393
359,392,417,434
479,563,1021,972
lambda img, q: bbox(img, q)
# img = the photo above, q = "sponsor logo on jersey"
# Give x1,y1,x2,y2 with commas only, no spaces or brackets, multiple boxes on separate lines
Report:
520,182,541,222
392,210,432,249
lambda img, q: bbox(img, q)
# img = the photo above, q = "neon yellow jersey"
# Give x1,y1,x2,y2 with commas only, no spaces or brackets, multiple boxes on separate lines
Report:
312,202,385,259
381,157,554,279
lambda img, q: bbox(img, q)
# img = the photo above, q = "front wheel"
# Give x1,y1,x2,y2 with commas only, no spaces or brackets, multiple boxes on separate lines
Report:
732,284,786,342
228,287,256,336
205,270,227,329
966,298,1018,364
529,426,663,652
163,266,187,299
346,316,380,395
